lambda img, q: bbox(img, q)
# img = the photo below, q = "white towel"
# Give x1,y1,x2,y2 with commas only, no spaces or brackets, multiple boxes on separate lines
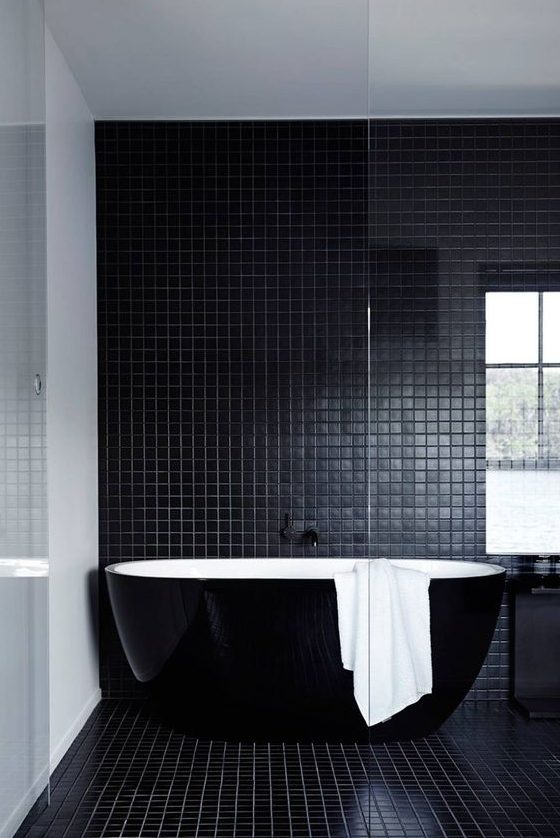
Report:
334,559,432,726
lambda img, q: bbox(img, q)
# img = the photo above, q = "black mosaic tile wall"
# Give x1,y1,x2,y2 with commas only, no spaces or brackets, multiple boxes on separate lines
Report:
97,119,560,700
96,121,369,695
369,120,560,697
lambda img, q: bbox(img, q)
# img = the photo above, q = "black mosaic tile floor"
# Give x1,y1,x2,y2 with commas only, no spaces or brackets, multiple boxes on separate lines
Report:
19,700,560,837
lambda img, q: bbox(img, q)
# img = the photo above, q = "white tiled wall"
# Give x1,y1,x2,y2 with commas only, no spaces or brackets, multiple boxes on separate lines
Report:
0,2,49,836
0,125,47,560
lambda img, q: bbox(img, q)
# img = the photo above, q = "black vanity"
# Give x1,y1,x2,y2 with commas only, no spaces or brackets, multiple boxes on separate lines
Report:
513,574,560,718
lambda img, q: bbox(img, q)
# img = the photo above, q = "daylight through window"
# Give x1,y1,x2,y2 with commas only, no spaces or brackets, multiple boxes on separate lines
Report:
486,291,560,553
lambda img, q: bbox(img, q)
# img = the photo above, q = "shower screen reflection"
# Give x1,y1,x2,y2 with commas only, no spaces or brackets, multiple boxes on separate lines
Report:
486,291,560,554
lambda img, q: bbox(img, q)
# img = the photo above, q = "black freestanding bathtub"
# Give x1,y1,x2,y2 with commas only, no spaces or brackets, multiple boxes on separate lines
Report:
106,558,505,742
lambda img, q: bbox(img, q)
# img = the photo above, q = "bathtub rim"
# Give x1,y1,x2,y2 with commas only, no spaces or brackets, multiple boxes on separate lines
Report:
105,558,506,581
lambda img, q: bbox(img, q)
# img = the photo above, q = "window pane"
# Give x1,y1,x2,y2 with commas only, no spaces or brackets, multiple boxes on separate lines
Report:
486,470,560,553
543,292,560,362
544,367,560,458
486,367,538,460
485,292,538,363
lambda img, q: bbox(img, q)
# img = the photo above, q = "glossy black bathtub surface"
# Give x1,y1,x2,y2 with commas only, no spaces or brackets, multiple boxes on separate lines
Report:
105,559,505,742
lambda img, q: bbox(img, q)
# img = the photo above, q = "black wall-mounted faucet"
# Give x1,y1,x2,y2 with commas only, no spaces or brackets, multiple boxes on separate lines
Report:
304,528,319,548
280,514,319,548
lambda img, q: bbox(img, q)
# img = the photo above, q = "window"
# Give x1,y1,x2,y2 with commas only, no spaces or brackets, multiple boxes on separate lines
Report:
486,291,560,554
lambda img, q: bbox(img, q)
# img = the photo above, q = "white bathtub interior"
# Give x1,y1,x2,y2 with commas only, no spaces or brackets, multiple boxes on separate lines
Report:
107,558,505,580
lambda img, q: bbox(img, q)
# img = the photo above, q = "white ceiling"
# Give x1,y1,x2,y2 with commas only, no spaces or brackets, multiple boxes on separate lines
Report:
45,0,560,120
372,0,560,117
44,0,369,119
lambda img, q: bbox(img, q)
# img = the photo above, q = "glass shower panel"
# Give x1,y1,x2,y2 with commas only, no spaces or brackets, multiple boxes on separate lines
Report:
367,5,373,834
0,0,48,834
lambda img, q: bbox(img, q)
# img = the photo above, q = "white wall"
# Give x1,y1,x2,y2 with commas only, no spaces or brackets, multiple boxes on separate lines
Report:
45,26,100,770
